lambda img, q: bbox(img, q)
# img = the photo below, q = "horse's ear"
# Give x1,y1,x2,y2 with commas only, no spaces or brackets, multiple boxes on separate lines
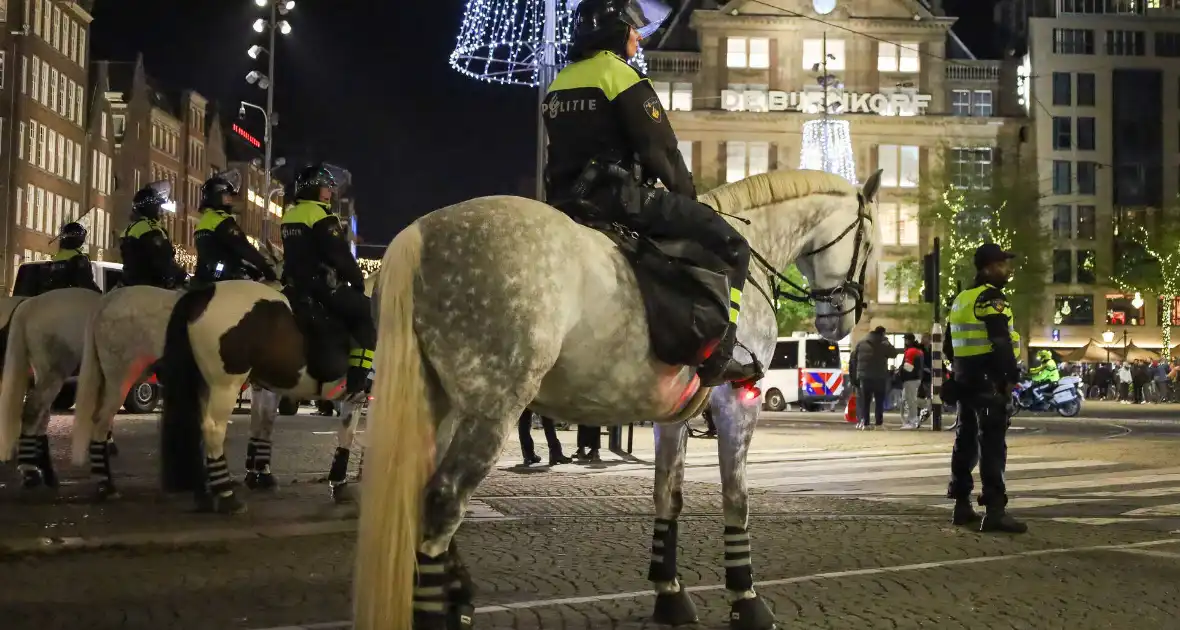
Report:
862,169,884,204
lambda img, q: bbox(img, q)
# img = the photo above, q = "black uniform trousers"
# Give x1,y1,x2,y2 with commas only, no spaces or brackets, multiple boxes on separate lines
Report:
322,286,376,351
947,386,1010,507
517,410,564,459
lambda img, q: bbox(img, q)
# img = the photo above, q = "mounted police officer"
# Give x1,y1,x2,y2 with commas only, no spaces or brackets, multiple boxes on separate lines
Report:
541,0,760,388
120,180,187,289
193,172,277,284
43,221,100,293
943,243,1027,533
280,163,373,398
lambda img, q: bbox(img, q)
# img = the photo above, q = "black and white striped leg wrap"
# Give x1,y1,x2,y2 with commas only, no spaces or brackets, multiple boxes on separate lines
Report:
723,526,754,592
206,455,233,495
328,447,350,484
647,518,679,582
247,438,272,473
88,440,111,480
413,552,450,617
17,435,39,467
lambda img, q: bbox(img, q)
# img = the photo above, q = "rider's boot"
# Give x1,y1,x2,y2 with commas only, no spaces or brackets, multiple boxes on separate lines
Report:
345,345,374,397
951,498,981,526
698,326,764,388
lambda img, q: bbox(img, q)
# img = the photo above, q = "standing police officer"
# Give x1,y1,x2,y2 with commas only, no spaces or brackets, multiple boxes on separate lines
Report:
541,0,761,388
943,243,1027,533
43,222,101,293
280,163,373,398
120,180,187,289
193,173,278,284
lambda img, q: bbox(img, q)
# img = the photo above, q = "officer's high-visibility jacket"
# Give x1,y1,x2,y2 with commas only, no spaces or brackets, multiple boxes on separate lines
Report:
120,218,184,288
1030,359,1060,384
280,200,364,299
43,248,100,293
943,282,1020,386
193,208,272,283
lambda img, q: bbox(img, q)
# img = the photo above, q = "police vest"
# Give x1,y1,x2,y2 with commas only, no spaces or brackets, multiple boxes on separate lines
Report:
947,284,1018,358
123,218,165,240
53,248,83,262
1032,360,1059,383
280,200,332,232
195,208,231,236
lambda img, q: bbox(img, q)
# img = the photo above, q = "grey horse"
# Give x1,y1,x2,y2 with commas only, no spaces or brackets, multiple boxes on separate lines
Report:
353,168,883,630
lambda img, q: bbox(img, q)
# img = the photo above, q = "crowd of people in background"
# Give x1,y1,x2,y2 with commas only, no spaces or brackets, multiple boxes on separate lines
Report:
1071,359,1179,404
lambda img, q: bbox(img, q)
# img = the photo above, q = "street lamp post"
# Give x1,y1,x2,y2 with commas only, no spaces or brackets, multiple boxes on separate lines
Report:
246,0,294,243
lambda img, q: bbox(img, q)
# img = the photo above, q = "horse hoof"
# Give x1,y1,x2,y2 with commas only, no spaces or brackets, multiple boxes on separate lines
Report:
95,481,121,501
20,468,45,489
729,595,777,630
652,590,699,626
214,492,248,515
245,472,278,491
331,481,356,504
447,602,476,630
106,441,120,457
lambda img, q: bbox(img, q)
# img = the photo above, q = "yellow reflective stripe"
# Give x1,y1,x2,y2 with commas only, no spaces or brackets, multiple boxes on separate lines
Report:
730,288,742,305
729,306,739,323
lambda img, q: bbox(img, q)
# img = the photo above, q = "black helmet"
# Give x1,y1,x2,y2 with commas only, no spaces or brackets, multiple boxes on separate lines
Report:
200,171,241,211
58,221,87,251
571,0,671,58
132,180,173,220
294,163,338,202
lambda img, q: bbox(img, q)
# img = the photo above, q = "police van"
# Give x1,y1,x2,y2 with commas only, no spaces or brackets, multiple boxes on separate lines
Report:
760,334,846,412
8,259,162,413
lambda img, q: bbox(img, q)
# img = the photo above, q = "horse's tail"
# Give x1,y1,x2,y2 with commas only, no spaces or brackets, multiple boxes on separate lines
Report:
70,305,104,466
354,222,437,630
0,300,32,462
159,286,214,492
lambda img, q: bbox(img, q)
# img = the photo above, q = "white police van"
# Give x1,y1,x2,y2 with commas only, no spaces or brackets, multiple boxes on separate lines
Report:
760,334,846,412
9,259,162,413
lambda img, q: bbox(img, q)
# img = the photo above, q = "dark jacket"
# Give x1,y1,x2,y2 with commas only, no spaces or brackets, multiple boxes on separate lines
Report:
193,208,275,283
120,218,186,288
280,200,364,300
849,330,897,383
43,249,100,293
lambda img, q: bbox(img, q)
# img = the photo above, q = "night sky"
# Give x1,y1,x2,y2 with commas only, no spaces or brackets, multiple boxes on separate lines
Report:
90,0,996,245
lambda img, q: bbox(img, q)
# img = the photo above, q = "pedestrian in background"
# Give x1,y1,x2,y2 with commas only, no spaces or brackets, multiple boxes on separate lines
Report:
518,410,572,467
900,334,925,429
575,425,602,462
848,326,896,430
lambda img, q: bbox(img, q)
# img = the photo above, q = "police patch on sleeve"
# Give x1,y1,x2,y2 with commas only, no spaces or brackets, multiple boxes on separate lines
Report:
642,97,664,122
990,298,1007,311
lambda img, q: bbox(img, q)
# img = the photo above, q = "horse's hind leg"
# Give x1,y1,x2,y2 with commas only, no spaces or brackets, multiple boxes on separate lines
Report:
327,401,362,504
714,391,776,630
245,387,279,490
648,421,698,625
88,374,133,500
414,408,518,630
17,375,66,490
199,383,248,514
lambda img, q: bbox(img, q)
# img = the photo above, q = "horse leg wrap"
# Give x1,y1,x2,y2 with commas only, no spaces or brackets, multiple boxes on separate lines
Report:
206,455,234,495
647,518,679,583
245,441,256,471
247,438,272,472
447,548,476,630
89,440,119,499
35,435,58,487
723,526,754,593
412,552,451,629
16,435,44,487
328,447,350,484
648,519,699,625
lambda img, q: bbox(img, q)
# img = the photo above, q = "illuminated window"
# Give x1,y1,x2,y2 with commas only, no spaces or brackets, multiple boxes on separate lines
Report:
677,140,693,173
725,141,770,183
877,145,919,188
878,42,920,73
802,39,844,71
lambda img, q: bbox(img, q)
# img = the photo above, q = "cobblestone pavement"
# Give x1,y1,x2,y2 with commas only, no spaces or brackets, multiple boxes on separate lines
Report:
2,411,1180,629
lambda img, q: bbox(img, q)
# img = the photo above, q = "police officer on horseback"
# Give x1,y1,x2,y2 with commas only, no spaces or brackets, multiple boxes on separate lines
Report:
542,0,759,387
43,221,100,293
193,172,278,284
120,180,187,289
280,163,374,398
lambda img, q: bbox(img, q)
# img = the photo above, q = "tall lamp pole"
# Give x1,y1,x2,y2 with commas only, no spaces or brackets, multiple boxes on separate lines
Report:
246,0,294,242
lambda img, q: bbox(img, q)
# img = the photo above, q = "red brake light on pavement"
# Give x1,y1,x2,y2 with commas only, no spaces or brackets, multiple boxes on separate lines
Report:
741,385,761,403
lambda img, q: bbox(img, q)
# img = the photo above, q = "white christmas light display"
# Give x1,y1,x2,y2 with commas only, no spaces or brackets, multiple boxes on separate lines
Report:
799,119,857,184
449,0,647,87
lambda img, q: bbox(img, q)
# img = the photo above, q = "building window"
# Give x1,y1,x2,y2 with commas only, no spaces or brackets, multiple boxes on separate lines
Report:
36,123,44,169
725,141,769,182
677,140,693,173
1107,294,1145,326
725,37,769,69
1077,205,1095,239
1055,295,1094,325
1052,205,1072,239
1107,30,1146,55
1054,28,1095,54
24,184,32,229
55,133,63,176
1077,161,1098,194
949,147,993,189
32,0,40,36
47,67,56,112
1077,250,1096,283
877,260,901,304
101,112,108,139
39,60,47,104
78,29,86,67
1052,116,1072,149
34,187,43,232
878,41,920,73
971,90,993,117
1053,160,1072,194
951,89,971,116
877,202,920,246
1052,249,1072,283
802,38,845,70
877,145,919,188
1076,117,1096,150
69,21,77,64
1052,72,1071,105
16,121,22,160
1077,73,1095,106
1156,32,1180,57
652,81,692,112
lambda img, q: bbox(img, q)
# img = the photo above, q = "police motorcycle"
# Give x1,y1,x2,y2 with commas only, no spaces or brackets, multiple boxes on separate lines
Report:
1010,367,1083,417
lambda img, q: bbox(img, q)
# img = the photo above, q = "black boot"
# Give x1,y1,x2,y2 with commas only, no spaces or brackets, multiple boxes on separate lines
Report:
698,328,764,388
345,366,371,396
980,505,1028,533
951,499,981,526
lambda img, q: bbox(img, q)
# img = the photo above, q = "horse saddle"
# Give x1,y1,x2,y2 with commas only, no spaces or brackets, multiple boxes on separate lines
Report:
555,199,732,368
282,287,353,385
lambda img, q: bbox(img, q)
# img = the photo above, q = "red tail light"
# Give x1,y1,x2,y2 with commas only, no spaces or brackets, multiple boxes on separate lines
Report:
741,385,761,403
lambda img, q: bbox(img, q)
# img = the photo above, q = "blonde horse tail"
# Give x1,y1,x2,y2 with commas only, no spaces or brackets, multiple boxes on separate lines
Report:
353,221,436,630
71,306,103,466
0,301,33,461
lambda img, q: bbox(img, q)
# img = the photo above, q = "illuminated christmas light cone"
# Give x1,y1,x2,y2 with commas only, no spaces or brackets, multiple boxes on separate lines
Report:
799,118,858,184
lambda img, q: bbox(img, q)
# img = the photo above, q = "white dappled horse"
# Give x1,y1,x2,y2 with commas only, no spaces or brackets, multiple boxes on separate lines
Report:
354,168,882,630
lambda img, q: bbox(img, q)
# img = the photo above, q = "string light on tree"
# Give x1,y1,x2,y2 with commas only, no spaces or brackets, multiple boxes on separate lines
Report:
799,119,857,184
1111,226,1180,350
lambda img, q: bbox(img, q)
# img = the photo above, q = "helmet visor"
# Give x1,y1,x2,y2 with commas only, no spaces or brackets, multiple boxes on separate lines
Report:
146,180,176,212
620,0,671,39
214,169,243,194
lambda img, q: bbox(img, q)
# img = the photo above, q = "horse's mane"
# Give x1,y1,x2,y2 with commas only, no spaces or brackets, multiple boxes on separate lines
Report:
698,169,857,217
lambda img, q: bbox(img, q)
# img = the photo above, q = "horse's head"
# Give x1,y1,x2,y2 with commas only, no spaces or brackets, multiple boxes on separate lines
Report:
794,169,882,341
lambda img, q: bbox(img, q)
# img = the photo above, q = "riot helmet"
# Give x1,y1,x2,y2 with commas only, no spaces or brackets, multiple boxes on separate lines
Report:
294,163,338,203
570,0,671,60
200,170,242,212
132,180,174,221
57,221,87,251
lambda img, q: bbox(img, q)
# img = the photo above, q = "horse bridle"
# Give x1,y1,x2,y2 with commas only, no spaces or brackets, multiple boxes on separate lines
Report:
746,192,874,320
